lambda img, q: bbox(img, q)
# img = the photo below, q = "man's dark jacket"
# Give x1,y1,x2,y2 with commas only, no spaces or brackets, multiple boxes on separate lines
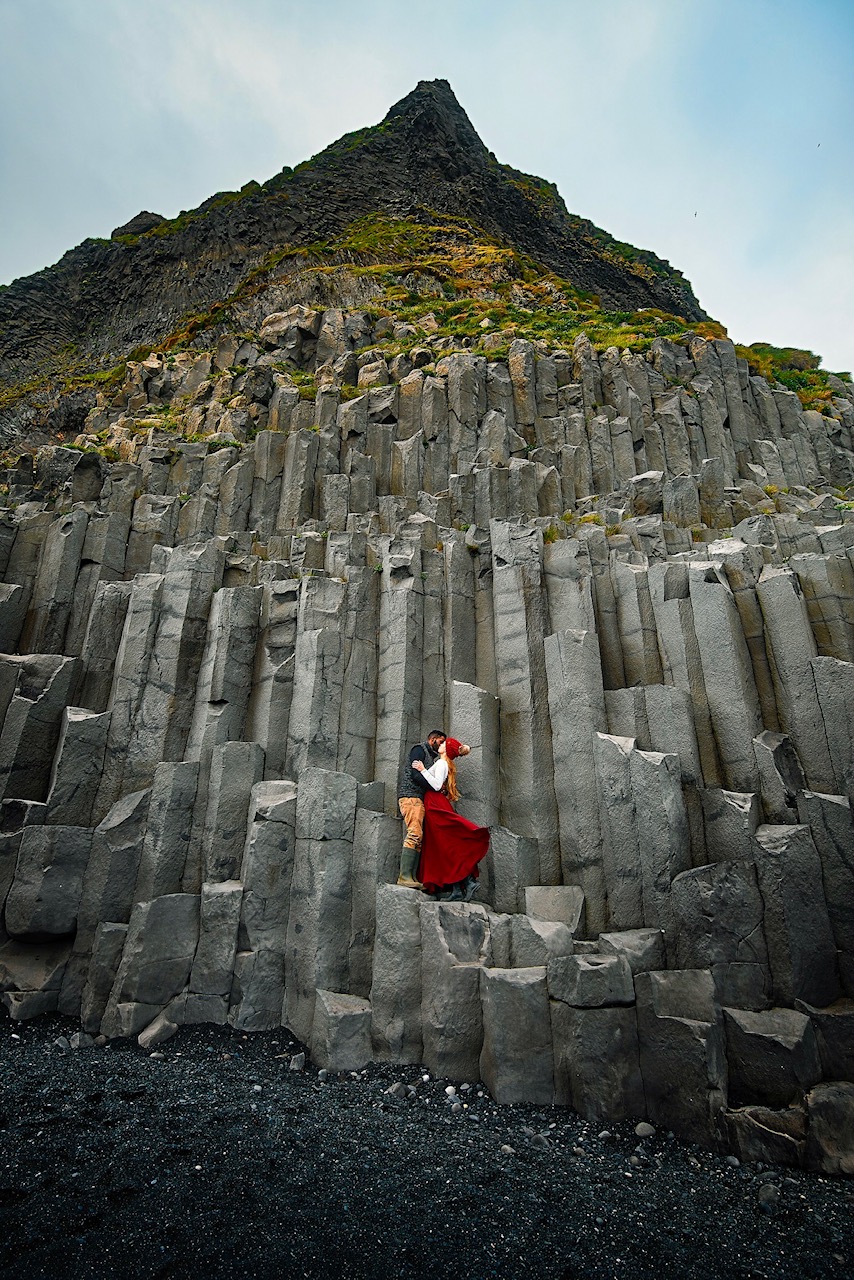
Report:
397,740,439,800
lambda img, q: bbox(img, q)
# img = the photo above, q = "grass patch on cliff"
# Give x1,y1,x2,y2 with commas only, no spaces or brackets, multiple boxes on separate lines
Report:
736,342,851,413
138,212,723,374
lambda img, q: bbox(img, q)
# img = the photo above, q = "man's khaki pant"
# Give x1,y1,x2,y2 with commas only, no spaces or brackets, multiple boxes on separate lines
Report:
399,797,425,850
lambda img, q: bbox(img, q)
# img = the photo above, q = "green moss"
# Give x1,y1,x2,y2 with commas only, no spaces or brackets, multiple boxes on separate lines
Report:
736,341,850,413
287,371,318,401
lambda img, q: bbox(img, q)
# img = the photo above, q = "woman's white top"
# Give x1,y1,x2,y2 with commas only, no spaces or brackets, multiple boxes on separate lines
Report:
420,757,449,791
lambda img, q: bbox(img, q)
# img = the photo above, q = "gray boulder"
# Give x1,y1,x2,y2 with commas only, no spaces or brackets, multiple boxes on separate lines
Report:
723,1007,821,1106
480,967,554,1105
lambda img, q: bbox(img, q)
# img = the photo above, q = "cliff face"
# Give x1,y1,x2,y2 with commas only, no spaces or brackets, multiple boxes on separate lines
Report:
0,80,703,382
0,305,852,1167
1,80,853,1172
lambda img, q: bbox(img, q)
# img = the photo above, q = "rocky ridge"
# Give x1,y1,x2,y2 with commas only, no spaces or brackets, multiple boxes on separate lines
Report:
0,294,853,1174
0,79,703,396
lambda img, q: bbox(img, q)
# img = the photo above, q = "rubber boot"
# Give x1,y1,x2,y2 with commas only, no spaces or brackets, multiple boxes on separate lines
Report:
397,845,423,890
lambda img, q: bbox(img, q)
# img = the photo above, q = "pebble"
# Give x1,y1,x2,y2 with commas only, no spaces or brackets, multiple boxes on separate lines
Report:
289,1053,305,1071
53,1036,71,1052
572,1146,585,1157
598,1130,612,1140
757,1183,780,1206
317,1069,328,1082
150,1052,165,1061
726,1155,740,1167
252,1084,262,1094
444,1085,457,1097
384,1082,405,1097
630,1155,641,1167
500,1145,516,1156
451,1102,462,1114
531,1134,550,1150
634,1122,655,1139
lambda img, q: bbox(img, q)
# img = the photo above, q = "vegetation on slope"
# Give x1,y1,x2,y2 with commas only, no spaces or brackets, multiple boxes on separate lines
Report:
1,213,848,431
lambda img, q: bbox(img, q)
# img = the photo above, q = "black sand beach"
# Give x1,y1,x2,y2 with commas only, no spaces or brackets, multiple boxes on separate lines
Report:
0,1017,851,1280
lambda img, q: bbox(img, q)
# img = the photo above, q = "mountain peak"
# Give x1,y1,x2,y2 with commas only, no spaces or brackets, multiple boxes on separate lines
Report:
0,80,706,396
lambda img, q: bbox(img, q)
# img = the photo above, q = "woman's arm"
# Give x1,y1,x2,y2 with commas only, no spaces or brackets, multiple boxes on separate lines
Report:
418,758,449,791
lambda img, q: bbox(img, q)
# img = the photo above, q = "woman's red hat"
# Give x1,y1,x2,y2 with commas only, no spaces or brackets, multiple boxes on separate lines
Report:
445,737,463,760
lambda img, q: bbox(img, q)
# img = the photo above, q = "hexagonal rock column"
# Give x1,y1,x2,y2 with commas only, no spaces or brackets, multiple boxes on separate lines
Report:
100,893,201,1039
544,627,606,926
311,990,372,1072
488,828,540,915
492,524,560,882
60,787,151,1016
752,824,839,1007
370,885,424,1064
480,966,555,1105
592,733,643,931
449,680,500,831
349,808,401,999
420,900,493,1082
629,746,691,949
797,791,854,995
0,654,78,804
635,969,727,1148
804,1082,854,1176
670,859,771,1011
548,952,644,1123
0,937,71,1020
794,999,854,1082
134,762,200,902
598,929,664,975
80,922,127,1034
284,768,357,1046
186,880,243,1025
689,564,763,794
5,825,93,939
723,1007,822,1107
44,707,111,827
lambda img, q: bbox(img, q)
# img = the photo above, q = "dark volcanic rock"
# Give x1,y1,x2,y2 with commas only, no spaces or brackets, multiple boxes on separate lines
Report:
0,80,704,382
111,211,166,239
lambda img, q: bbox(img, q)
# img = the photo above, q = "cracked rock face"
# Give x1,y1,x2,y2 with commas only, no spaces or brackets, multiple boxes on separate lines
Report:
0,310,853,1175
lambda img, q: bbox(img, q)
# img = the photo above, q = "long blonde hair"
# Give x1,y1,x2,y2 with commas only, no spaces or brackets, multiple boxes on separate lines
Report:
445,756,459,802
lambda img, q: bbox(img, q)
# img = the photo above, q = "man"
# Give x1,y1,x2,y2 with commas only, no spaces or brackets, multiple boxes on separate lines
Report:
396,729,446,889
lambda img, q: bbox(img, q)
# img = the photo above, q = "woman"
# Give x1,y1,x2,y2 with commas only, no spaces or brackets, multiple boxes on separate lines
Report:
413,737,489,901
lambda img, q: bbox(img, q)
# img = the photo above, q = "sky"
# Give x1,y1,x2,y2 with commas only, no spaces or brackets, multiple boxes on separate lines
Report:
1,0,852,371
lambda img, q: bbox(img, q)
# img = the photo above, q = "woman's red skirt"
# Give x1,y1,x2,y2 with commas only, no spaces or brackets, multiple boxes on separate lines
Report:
418,789,490,890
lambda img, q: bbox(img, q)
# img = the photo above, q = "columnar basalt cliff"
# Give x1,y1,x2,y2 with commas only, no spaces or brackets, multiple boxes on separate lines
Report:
1,84,853,1176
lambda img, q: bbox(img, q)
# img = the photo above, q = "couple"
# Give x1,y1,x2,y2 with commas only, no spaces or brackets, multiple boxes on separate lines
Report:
397,729,490,901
